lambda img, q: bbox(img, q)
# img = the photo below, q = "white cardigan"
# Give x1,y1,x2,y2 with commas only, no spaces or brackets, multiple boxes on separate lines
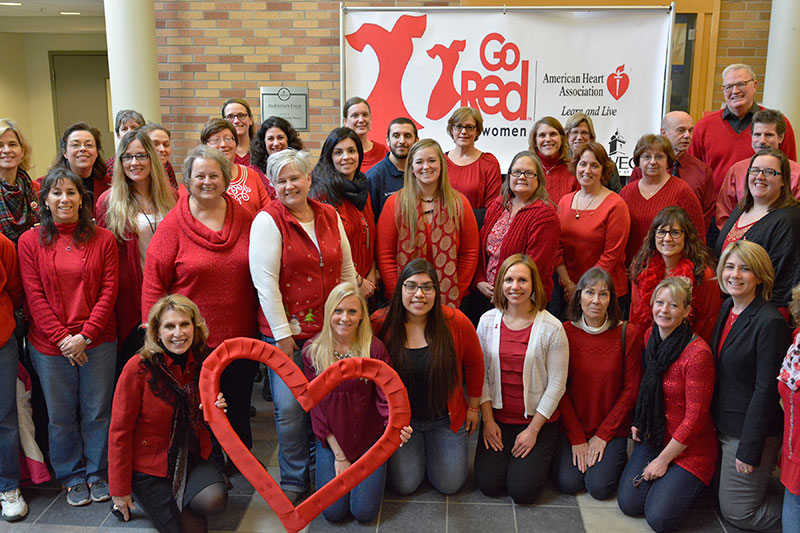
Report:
477,308,569,420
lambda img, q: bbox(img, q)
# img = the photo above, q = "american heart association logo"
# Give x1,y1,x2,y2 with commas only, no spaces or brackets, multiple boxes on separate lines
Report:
607,64,630,100
199,338,411,532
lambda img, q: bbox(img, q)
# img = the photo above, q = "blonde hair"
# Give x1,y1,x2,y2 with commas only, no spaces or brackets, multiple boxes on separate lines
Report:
651,276,693,309
105,130,175,241
395,138,462,238
307,282,373,374
717,240,774,302
141,294,209,362
0,118,33,171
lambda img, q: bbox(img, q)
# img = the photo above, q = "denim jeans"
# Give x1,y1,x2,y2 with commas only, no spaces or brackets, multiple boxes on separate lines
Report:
552,432,628,500
783,487,800,533
260,334,311,492
617,443,706,532
0,335,20,492
387,416,468,495
30,341,116,487
315,440,386,522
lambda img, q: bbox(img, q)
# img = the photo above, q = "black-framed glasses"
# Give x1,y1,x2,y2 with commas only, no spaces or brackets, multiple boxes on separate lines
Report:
224,113,250,122
120,153,150,163
510,170,537,179
402,281,436,294
722,79,754,92
748,167,781,178
452,124,477,133
655,228,684,239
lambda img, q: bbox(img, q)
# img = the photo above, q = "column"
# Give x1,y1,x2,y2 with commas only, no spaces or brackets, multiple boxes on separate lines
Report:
763,0,800,156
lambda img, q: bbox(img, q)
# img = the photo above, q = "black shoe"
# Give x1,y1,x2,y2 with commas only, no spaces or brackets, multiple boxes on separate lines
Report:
66,482,90,506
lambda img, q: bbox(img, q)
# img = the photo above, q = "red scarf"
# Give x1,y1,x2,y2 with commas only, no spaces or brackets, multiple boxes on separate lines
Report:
631,255,696,330
397,199,461,306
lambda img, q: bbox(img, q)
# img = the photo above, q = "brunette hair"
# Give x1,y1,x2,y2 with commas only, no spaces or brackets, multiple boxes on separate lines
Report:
568,141,614,185
221,98,254,140
380,258,458,417
790,282,800,327
0,118,33,171
629,206,714,283
565,267,622,328
446,106,483,141
633,134,676,169
310,127,364,206
141,294,210,362
250,116,303,174
387,117,418,139
342,96,371,119
739,148,800,212
37,167,95,246
717,240,774,301
751,108,786,137
200,118,238,146
564,113,596,142
528,116,569,163
492,254,546,312
51,122,107,187
140,122,171,139
500,151,550,208
113,109,145,135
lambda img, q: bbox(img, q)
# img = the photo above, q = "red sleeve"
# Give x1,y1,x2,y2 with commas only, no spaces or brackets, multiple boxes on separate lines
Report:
80,231,119,342
699,163,715,231
456,195,480,300
453,309,484,398
557,386,588,445
680,183,706,240
688,122,706,162
0,236,21,309
596,323,644,442
376,195,400,298
253,169,272,211
109,358,145,497
715,165,739,230
480,153,502,208
671,341,716,446
523,208,560,291
371,338,391,423
474,200,502,286
554,195,570,269
594,196,630,276
690,270,722,344
301,344,332,442
140,220,178,324
17,233,71,346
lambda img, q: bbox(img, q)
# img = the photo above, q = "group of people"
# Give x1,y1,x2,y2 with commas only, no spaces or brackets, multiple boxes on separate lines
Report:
0,60,799,533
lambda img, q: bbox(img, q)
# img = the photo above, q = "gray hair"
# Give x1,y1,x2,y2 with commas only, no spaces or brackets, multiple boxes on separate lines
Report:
114,109,145,135
722,63,756,81
266,148,312,184
182,144,232,189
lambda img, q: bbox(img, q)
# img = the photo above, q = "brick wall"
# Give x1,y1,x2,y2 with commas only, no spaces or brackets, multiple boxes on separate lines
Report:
712,0,772,110
154,0,457,171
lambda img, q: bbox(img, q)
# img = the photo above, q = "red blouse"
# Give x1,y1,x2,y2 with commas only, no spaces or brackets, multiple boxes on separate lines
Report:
361,141,389,173
493,321,532,425
445,152,502,209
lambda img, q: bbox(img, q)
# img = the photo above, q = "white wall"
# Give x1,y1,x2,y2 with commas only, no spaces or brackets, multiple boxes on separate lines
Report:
0,33,33,167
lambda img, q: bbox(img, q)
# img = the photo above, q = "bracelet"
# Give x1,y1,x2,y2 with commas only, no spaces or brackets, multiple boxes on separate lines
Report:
467,406,480,413
334,457,347,462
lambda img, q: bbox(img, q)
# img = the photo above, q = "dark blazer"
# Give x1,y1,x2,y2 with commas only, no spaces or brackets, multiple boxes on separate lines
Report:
711,296,791,465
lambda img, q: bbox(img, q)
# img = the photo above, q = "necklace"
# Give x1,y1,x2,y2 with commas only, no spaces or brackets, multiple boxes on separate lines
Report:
541,162,558,175
420,195,435,202
132,194,158,234
574,191,598,219
64,234,76,252
333,349,353,361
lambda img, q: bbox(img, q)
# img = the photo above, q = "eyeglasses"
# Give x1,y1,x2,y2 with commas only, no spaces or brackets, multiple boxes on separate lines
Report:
722,79,755,92
120,153,150,163
452,124,477,133
748,167,781,178
655,228,684,239
207,136,236,146
632,473,645,487
510,170,537,179
402,281,436,294
224,113,250,122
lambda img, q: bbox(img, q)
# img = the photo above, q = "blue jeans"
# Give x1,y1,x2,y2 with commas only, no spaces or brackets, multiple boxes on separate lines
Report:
552,432,628,500
30,341,116,487
387,416,468,495
0,335,20,492
260,334,311,492
617,443,706,532
315,440,386,522
783,487,800,533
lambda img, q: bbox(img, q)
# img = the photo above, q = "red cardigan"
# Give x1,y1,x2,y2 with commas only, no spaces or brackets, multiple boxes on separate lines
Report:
558,322,643,444
332,195,376,278
376,192,479,305
476,197,560,300
445,152,502,209
371,305,484,433
556,191,630,297
0,233,21,347
108,352,213,497
141,195,257,348
95,189,179,342
18,225,118,355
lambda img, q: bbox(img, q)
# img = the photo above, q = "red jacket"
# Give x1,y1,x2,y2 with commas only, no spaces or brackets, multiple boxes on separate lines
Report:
0,233,21,347
108,352,213,497
257,198,344,341
18,225,118,354
371,305,484,432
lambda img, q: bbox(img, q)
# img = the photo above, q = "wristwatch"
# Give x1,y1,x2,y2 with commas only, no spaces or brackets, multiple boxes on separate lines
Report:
81,335,92,346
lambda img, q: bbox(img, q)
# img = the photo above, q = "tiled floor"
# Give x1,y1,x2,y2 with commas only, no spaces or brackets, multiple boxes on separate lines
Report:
1,383,753,533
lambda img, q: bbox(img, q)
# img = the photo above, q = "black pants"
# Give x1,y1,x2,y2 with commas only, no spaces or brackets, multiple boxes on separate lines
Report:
220,358,258,449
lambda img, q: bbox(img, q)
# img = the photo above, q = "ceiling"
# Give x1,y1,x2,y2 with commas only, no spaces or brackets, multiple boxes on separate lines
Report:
0,0,104,16
0,0,105,32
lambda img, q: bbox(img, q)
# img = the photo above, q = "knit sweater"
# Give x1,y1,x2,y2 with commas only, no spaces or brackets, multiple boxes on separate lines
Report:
141,194,258,347
0,233,21,347
538,153,578,205
361,141,389,173
445,151,502,209
228,164,271,218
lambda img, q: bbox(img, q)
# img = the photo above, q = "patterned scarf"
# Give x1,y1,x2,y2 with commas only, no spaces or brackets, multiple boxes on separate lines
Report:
397,200,461,306
779,333,800,391
631,255,696,330
0,169,39,243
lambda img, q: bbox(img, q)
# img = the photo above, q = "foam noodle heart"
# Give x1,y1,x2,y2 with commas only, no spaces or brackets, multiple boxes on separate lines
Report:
199,337,411,532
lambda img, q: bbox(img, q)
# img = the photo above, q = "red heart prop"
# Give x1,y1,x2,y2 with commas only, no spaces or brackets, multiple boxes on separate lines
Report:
607,64,630,100
199,338,411,532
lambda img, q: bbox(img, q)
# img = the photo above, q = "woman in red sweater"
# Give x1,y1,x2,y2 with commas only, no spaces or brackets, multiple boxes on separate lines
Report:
778,284,800,526
620,134,705,265
555,142,630,305
629,206,721,343
469,150,559,323
311,127,377,298
372,258,483,495
96,129,177,375
553,268,642,500
18,168,119,506
109,294,228,532
376,139,479,307
617,277,717,532
527,116,578,204
444,106,502,209
141,145,259,461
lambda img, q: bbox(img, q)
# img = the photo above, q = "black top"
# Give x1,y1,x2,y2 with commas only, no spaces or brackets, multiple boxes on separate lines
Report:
401,346,443,422
715,205,800,307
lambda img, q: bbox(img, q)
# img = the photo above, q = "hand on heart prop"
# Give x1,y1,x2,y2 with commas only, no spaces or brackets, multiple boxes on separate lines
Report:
199,337,411,532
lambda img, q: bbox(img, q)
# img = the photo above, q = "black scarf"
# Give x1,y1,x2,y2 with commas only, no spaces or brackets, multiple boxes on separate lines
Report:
141,345,207,511
632,321,694,450
342,172,369,210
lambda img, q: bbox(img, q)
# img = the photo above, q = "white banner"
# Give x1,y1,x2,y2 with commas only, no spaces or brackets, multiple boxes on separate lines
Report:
342,6,673,176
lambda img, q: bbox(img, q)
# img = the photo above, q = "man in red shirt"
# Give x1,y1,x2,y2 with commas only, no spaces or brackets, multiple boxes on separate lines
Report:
716,108,800,229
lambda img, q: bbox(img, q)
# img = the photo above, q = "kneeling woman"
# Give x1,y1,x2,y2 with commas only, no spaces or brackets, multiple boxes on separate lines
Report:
109,295,228,533
372,259,483,495
617,277,717,533
475,254,569,504
302,282,411,522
